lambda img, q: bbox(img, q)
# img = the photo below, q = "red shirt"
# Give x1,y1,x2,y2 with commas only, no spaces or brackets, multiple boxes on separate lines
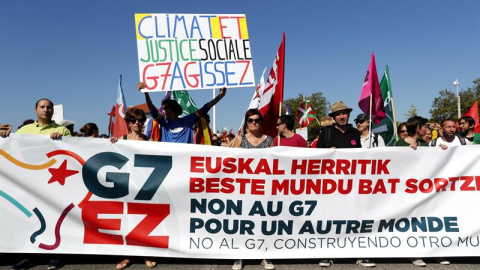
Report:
272,133,308,147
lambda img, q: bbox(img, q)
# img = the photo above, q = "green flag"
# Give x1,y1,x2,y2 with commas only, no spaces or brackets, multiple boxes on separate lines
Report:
171,90,198,116
372,65,396,146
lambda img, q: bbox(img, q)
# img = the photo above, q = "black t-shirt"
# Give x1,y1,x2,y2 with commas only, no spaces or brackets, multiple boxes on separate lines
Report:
316,124,361,148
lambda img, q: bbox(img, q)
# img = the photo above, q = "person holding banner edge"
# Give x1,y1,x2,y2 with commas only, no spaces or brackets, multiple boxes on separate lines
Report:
12,98,70,270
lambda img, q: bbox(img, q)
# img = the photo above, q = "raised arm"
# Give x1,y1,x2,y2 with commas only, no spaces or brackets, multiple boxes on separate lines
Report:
138,82,160,119
206,87,227,109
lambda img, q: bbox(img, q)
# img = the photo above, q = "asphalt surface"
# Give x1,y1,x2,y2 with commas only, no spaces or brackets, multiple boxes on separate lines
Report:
1,255,480,270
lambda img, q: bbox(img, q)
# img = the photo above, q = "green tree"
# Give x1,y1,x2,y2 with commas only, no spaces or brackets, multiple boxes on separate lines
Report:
403,104,418,119
430,77,480,123
283,92,330,142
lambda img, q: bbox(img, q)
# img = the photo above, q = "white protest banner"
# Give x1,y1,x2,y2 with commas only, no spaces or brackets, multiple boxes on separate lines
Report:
135,14,255,92
1,134,480,258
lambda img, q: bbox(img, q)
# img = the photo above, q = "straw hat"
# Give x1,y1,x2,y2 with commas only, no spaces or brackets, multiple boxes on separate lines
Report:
328,101,353,117
320,116,334,127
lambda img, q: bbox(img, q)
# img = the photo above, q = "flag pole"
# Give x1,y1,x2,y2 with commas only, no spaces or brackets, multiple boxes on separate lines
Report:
277,101,282,146
369,93,373,148
391,96,398,141
386,65,399,142
212,88,217,134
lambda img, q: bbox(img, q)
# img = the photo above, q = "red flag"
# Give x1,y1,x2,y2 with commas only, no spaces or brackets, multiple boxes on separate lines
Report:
462,101,480,133
108,106,115,137
296,101,316,127
112,75,129,138
358,53,386,124
258,33,285,138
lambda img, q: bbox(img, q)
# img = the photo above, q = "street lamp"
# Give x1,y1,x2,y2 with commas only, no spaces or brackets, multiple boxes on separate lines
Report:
453,79,460,118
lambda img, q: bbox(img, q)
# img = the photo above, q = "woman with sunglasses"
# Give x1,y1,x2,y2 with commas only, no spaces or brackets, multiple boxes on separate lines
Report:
231,108,274,270
111,108,151,143
397,122,408,140
232,109,273,149
110,108,155,269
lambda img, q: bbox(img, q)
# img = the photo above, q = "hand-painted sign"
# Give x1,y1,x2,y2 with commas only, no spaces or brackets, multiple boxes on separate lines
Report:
135,14,255,92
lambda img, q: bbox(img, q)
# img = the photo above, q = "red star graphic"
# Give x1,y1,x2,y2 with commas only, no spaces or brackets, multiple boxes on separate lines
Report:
48,160,78,185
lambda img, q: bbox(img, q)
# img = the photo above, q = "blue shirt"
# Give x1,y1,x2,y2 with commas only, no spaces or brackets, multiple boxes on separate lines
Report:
154,104,210,143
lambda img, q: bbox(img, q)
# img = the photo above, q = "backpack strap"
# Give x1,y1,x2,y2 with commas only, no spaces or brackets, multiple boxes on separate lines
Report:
373,133,378,147
324,126,332,148
456,134,466,145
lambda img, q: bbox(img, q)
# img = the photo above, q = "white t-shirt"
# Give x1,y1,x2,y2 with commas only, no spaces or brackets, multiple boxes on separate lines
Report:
429,136,471,148
360,133,385,148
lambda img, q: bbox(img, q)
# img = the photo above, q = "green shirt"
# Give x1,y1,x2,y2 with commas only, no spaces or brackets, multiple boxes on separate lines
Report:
16,121,71,136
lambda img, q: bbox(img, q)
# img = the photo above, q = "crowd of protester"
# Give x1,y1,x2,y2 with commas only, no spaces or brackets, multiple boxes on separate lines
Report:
1,85,479,270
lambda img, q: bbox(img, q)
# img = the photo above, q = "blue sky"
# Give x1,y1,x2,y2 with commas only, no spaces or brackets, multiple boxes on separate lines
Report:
1,0,479,135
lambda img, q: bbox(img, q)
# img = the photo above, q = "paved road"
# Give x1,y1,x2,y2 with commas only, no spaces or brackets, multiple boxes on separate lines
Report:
1,256,480,270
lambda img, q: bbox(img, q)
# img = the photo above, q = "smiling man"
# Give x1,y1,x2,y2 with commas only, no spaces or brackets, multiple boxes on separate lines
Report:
430,118,469,149
315,101,361,149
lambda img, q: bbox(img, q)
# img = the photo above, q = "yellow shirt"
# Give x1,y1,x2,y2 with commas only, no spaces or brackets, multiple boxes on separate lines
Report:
16,121,71,136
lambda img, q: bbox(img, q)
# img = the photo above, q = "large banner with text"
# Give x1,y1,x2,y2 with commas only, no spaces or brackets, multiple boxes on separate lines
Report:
135,13,255,92
1,135,480,258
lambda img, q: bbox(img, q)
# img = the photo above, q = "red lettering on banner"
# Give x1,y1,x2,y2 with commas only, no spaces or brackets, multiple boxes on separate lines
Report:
449,177,460,191
406,178,419,193
126,203,170,248
191,156,204,172
271,179,352,195
308,159,321,174
189,177,265,194
388,179,400,193
291,159,306,174
321,159,335,174
460,176,475,191
377,159,390,174
83,201,123,245
434,178,449,192
190,156,284,175
82,201,170,247
357,160,370,174
223,157,237,173
336,159,349,174
359,179,372,194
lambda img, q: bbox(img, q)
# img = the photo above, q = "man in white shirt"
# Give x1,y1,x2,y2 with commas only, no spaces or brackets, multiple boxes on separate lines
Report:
430,118,470,149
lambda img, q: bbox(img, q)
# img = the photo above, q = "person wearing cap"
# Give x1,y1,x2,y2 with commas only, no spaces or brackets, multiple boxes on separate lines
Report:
315,101,361,149
354,113,385,148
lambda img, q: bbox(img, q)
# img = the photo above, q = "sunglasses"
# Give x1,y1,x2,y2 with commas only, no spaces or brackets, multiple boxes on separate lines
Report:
399,129,407,133
247,118,261,124
276,122,284,126
127,118,145,124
